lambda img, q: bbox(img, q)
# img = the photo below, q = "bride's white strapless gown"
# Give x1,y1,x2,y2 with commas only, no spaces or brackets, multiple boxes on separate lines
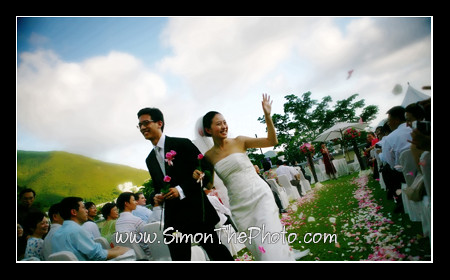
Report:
215,153,294,261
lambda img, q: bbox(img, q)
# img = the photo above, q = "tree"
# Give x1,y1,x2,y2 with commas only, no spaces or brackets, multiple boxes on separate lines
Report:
257,92,378,164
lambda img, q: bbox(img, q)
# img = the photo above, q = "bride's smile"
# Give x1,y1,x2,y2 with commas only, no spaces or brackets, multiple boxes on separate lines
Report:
207,114,228,139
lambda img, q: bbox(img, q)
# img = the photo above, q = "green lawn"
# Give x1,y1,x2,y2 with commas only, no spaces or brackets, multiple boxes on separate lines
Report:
235,172,431,261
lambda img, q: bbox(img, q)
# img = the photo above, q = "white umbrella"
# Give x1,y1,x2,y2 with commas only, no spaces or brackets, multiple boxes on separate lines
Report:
313,122,368,143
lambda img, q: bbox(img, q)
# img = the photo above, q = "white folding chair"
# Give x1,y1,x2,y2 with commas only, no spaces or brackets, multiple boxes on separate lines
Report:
94,236,111,249
277,174,301,200
191,245,209,261
142,222,211,261
142,222,172,261
399,149,422,221
112,232,150,260
267,179,289,209
298,169,311,193
47,251,78,261
420,151,431,237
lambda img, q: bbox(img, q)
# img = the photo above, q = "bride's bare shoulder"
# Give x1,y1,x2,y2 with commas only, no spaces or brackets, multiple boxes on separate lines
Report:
204,149,216,162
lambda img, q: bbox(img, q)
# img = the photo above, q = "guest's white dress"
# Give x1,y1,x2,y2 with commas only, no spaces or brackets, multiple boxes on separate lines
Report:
215,153,294,261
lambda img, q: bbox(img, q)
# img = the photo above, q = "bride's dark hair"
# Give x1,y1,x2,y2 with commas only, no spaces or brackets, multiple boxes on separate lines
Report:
202,111,220,137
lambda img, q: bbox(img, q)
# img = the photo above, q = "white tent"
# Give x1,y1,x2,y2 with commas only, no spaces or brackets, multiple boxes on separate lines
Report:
313,122,368,143
401,85,430,107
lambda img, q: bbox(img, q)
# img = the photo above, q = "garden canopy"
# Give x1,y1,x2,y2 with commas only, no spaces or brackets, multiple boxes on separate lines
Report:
313,122,368,143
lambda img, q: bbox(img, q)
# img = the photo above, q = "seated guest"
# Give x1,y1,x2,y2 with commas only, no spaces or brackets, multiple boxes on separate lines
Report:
262,160,278,183
259,163,287,213
116,192,151,257
100,202,119,244
23,211,49,260
43,203,64,260
51,197,129,261
276,160,302,195
82,202,101,238
132,192,162,223
132,192,153,222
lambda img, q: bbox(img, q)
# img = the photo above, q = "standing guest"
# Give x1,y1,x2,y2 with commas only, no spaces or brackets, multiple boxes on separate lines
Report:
405,102,426,128
43,202,63,260
364,132,380,179
82,202,101,238
381,106,412,211
23,211,49,260
320,142,337,179
17,188,41,260
17,188,40,226
51,197,129,261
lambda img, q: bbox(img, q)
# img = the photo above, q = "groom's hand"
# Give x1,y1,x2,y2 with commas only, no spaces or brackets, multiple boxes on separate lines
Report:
154,194,165,205
163,188,180,200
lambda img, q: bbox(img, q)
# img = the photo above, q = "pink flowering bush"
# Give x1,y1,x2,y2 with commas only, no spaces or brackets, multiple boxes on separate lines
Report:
343,127,361,142
300,143,315,155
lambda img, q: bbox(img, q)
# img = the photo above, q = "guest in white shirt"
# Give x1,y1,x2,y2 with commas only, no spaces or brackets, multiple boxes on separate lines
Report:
275,160,299,181
116,192,151,257
381,106,411,211
276,160,302,195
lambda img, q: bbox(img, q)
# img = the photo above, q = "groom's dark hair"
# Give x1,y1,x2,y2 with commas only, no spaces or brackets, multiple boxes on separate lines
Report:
137,107,165,132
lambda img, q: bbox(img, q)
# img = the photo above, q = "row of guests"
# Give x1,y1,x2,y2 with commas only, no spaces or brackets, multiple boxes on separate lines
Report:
368,99,431,215
262,159,311,195
84,192,162,244
19,196,130,261
20,188,240,261
19,191,161,261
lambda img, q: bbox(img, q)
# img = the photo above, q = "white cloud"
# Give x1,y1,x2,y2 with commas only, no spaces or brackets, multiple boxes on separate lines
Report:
158,17,310,99
17,49,168,161
17,17,431,169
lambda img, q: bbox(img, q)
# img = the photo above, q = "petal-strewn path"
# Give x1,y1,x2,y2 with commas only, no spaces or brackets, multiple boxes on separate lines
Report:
235,172,431,261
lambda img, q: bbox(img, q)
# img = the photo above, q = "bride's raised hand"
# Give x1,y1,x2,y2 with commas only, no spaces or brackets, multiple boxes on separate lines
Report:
262,93,273,116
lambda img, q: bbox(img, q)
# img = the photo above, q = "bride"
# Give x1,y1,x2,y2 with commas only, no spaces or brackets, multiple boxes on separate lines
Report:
193,94,307,261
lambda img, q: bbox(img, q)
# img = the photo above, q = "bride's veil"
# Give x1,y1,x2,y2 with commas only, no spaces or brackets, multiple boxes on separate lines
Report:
192,117,230,209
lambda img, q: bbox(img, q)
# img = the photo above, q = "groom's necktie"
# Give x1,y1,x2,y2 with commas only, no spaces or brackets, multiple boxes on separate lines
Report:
154,146,166,176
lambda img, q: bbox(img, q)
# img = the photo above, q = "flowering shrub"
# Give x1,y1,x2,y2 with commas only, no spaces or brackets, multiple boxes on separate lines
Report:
343,127,361,142
300,143,315,155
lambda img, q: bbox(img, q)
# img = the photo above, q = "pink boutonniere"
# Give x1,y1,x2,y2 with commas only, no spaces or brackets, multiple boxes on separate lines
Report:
165,150,176,166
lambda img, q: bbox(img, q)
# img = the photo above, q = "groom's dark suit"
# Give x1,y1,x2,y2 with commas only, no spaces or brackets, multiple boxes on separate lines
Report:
146,135,233,261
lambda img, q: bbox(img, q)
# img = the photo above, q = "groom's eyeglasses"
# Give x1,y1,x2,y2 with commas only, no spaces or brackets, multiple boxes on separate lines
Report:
137,120,156,129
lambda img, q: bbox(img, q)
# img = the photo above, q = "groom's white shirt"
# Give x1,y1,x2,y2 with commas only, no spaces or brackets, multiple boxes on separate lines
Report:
154,134,185,200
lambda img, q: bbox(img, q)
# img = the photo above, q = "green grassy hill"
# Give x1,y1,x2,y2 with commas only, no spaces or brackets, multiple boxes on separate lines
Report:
17,150,150,210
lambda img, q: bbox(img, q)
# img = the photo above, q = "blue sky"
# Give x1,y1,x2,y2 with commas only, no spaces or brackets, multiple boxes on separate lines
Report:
16,17,432,170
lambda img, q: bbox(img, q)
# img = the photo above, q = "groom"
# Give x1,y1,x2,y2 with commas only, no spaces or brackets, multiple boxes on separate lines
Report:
137,107,234,261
